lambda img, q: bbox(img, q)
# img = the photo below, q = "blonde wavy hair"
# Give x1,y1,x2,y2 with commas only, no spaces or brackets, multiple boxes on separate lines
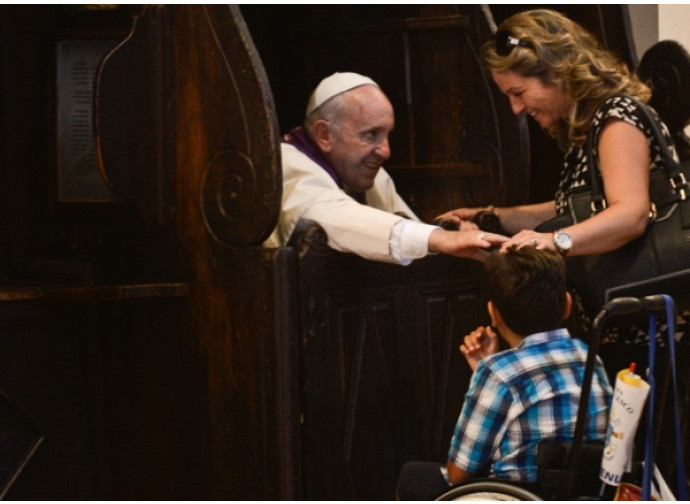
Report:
483,9,651,150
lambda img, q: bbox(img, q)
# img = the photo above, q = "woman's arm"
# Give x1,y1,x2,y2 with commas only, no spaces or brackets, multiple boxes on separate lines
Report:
493,201,557,235
435,200,556,236
566,118,651,255
500,118,651,255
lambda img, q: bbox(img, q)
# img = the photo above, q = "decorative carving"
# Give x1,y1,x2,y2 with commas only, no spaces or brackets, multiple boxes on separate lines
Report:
202,149,259,245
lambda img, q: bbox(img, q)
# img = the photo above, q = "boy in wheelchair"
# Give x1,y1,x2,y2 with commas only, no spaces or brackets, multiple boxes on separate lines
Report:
397,247,613,500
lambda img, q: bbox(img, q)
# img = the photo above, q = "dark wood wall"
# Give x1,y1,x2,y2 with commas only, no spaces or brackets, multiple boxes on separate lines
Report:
0,4,637,500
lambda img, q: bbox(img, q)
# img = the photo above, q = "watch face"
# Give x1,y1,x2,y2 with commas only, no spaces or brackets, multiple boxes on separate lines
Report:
555,231,572,253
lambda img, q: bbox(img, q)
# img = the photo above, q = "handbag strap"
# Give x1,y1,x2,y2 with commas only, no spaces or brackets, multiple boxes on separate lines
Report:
641,294,688,500
626,96,690,205
585,95,689,214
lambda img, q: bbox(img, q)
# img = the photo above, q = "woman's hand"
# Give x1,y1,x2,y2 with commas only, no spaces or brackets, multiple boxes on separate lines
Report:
435,207,485,228
437,202,556,236
499,230,555,253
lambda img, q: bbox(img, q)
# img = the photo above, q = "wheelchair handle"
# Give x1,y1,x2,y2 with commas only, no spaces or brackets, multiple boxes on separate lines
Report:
568,295,670,488
592,295,667,333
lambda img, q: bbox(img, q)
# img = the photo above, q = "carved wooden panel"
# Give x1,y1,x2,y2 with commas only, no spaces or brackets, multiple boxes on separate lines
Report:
297,251,486,499
95,5,281,245
3,4,293,501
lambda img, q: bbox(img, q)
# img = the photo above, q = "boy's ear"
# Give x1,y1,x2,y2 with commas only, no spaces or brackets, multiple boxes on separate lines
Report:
311,119,333,153
487,301,503,327
563,291,573,319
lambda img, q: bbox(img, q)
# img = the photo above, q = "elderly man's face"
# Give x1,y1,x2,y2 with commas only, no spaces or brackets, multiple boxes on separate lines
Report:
325,86,394,193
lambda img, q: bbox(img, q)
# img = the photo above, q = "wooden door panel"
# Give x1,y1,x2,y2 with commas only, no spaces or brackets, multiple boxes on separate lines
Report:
299,251,484,499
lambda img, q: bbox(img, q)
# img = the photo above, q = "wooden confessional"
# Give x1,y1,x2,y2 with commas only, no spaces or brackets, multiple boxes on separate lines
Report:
0,4,657,500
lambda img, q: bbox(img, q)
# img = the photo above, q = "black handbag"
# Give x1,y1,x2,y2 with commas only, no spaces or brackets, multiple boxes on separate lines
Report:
536,95,690,316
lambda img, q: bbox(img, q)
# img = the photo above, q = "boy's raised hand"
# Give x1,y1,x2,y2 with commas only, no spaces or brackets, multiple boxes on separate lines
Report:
459,325,500,371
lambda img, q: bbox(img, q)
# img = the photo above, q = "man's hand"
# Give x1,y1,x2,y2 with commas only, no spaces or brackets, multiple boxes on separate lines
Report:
428,229,509,261
459,325,500,371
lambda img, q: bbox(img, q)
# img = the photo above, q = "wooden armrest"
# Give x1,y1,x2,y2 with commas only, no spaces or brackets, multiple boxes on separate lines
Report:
287,223,332,255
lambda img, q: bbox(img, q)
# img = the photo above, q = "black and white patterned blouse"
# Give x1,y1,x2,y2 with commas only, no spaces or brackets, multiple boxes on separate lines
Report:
555,96,690,356
554,95,677,216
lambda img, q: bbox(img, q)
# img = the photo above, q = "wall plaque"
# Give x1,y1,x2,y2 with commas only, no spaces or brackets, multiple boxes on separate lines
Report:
56,40,120,202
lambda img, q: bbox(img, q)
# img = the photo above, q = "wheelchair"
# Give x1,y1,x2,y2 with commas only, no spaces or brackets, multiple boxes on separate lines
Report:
434,440,604,501
434,295,676,501
434,479,542,501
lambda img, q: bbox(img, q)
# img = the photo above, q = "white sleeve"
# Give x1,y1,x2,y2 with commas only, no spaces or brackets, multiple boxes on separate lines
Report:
389,219,439,265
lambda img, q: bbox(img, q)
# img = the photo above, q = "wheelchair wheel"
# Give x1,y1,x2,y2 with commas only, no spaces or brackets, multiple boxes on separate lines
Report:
434,480,543,501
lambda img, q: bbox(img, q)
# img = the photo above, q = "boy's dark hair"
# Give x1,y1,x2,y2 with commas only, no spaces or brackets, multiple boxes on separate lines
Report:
484,247,568,336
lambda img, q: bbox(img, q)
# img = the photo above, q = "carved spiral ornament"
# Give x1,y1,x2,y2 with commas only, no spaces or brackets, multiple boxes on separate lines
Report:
202,149,259,246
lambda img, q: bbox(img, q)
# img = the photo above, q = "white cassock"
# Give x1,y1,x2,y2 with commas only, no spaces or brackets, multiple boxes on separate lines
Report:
263,142,438,265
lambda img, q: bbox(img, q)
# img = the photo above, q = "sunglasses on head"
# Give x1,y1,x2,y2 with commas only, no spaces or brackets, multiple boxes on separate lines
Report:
494,29,533,56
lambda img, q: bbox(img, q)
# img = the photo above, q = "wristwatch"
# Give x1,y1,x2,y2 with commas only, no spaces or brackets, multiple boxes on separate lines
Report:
553,230,573,256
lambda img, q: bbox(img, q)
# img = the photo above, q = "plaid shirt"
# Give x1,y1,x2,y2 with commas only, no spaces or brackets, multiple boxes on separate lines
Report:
447,328,612,482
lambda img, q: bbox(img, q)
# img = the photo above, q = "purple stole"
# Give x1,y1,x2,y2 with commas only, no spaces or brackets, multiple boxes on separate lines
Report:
282,126,366,204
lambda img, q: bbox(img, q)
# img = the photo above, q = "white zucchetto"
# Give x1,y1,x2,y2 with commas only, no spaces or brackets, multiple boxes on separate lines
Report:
305,71,379,117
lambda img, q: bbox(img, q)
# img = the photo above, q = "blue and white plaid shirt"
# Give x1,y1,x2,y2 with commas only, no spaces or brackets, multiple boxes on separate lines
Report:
447,328,613,482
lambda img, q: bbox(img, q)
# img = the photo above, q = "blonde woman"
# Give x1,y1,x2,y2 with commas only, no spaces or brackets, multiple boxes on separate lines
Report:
438,11,688,492
438,9,672,263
